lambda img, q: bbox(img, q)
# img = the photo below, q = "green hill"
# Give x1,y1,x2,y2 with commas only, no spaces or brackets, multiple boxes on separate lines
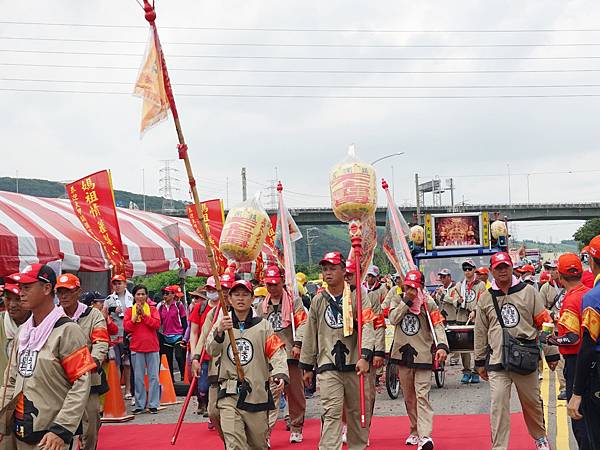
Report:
0,177,186,211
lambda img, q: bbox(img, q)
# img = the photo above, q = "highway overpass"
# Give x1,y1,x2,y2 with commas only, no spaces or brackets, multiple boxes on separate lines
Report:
166,203,600,225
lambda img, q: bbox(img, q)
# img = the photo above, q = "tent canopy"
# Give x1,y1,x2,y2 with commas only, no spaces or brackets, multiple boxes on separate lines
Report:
0,191,212,277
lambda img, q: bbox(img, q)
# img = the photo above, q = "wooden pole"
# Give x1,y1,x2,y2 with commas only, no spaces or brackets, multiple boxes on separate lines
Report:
348,220,366,428
142,1,244,382
171,303,222,445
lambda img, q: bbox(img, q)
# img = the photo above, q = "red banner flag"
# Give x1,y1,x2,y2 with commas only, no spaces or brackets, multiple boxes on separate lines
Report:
66,170,126,275
187,200,227,274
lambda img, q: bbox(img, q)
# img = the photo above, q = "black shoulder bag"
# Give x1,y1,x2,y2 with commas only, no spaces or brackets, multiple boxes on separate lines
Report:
490,290,540,375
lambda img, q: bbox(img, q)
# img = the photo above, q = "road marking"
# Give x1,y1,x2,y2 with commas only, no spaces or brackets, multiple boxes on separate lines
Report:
554,366,570,450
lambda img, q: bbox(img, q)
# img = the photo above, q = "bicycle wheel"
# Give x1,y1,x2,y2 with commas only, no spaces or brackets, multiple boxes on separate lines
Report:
386,362,401,399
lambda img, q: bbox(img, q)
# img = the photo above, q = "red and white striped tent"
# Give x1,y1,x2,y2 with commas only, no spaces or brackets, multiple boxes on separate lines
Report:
0,191,213,277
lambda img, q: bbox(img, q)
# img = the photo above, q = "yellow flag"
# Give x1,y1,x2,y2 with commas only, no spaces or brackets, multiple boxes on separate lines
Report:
133,28,170,137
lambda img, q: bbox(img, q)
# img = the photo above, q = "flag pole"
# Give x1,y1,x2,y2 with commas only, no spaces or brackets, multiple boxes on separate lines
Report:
141,1,244,382
277,181,297,341
349,220,366,428
171,303,222,445
382,179,440,362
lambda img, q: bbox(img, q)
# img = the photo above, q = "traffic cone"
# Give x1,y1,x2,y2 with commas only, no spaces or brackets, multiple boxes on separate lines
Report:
159,354,179,405
101,360,134,423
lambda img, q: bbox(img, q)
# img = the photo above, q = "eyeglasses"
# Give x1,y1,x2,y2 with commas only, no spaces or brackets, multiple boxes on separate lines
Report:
463,267,474,272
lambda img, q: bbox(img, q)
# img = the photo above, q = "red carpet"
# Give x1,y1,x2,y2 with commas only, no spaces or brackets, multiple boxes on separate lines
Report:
98,413,533,449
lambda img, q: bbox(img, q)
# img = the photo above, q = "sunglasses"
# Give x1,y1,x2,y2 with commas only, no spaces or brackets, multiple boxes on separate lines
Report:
463,267,474,272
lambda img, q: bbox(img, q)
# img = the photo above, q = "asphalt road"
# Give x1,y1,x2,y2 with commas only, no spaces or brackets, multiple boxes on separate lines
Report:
110,363,576,449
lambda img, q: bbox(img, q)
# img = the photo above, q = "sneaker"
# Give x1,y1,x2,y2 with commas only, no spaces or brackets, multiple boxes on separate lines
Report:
290,432,303,443
461,373,471,384
406,434,420,445
342,424,347,443
418,436,434,450
535,437,551,450
196,404,207,416
449,357,459,366
149,407,158,414
557,391,567,401
207,420,215,431
124,393,133,399
132,408,144,415
130,398,136,406
470,373,480,384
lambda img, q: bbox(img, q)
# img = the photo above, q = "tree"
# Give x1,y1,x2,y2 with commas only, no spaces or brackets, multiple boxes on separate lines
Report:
574,218,600,247
132,271,206,302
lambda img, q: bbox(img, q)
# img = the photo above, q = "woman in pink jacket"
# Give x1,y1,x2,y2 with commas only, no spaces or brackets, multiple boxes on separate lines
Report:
124,285,161,414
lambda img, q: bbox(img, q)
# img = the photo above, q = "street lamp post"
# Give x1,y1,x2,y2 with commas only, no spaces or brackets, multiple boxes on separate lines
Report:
306,227,319,268
371,152,406,202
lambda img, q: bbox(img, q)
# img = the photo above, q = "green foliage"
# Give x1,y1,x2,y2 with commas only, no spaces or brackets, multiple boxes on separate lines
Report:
132,270,207,300
0,177,187,212
574,218,600,247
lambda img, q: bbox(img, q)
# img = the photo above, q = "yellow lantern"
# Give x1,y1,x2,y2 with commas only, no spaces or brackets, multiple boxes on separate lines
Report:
410,225,425,245
490,220,508,239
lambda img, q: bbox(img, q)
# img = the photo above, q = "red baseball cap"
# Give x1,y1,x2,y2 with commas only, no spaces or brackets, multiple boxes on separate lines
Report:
163,285,184,298
220,273,235,289
4,284,20,296
264,265,282,285
9,264,57,287
558,253,583,276
476,267,489,275
230,280,253,293
539,271,551,283
111,274,127,283
581,246,590,255
319,251,345,266
521,264,536,274
55,273,81,290
490,252,513,270
588,235,600,259
345,259,357,274
403,270,422,289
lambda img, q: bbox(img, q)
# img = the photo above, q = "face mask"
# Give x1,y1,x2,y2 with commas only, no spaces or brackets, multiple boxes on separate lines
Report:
206,291,219,301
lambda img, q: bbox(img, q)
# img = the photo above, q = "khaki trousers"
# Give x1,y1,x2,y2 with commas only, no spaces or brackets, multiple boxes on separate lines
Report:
208,384,224,441
317,370,372,450
0,432,16,450
489,370,546,450
81,392,100,450
268,363,305,434
398,366,433,437
461,353,474,374
218,395,269,450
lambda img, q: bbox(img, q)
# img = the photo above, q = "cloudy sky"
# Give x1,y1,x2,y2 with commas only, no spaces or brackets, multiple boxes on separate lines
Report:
2,0,599,241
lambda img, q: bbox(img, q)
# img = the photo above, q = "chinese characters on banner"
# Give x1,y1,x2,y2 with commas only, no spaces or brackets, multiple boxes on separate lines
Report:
66,170,126,275
186,199,228,273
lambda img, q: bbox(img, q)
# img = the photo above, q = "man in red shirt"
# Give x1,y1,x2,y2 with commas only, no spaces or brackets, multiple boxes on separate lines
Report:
545,253,591,449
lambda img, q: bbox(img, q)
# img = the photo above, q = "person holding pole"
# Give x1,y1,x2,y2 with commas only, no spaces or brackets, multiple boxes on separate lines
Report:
299,252,375,450
207,280,288,450
389,270,448,450
191,274,234,437
256,265,307,444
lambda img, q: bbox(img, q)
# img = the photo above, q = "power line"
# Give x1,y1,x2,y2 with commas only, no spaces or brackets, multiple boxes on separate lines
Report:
5,48,600,60
5,35,600,48
3,20,600,33
2,87,600,99
4,62,600,75
5,77,600,89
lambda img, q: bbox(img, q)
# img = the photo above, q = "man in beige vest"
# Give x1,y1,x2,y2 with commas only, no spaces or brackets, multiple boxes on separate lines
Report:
474,252,557,450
